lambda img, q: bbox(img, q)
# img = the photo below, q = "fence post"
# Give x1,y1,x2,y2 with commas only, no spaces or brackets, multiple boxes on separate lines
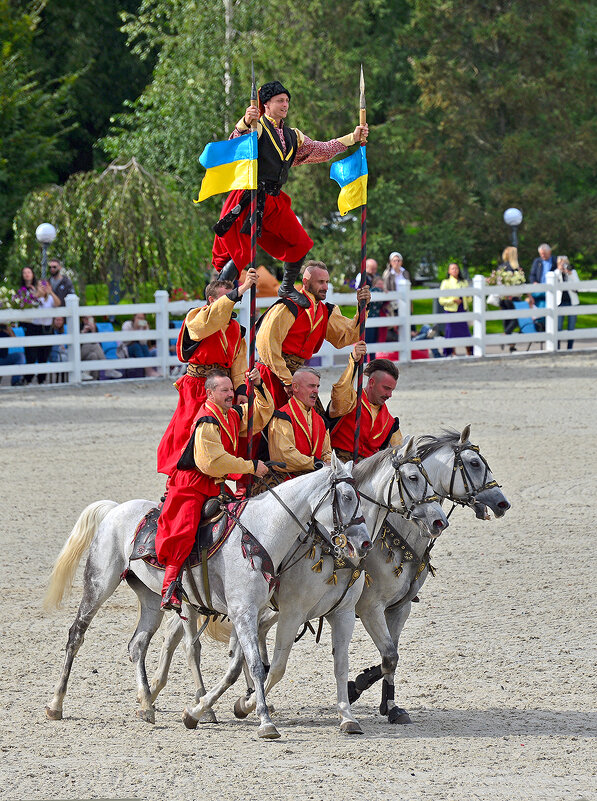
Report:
472,274,486,358
65,293,81,383
544,272,558,352
398,281,411,363
154,290,170,375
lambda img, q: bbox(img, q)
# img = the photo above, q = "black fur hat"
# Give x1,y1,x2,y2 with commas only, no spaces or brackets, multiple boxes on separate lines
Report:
258,81,291,107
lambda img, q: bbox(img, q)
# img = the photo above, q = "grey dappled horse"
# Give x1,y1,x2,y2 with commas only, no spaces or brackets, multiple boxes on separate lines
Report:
348,426,511,723
44,452,370,739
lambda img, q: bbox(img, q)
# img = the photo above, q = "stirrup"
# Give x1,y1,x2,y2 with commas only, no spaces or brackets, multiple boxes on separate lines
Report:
219,260,240,283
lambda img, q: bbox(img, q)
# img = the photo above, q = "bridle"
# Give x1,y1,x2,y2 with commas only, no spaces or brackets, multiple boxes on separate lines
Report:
358,452,441,537
447,442,500,509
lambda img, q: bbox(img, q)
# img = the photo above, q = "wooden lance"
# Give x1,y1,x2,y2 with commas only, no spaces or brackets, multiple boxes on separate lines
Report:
245,62,259,491
352,64,367,463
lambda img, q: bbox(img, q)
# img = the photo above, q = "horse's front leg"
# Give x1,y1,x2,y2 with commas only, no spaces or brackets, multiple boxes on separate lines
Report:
382,600,414,724
230,607,280,739
328,608,363,734
181,611,217,722
150,610,183,703
126,574,164,724
182,628,244,728
233,609,297,719
237,608,280,710
350,596,398,718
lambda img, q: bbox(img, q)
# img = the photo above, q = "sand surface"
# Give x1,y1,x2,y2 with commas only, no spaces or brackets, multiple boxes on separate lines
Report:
1,352,596,801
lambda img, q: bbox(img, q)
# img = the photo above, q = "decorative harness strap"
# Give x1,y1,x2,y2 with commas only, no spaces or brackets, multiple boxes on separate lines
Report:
446,442,500,514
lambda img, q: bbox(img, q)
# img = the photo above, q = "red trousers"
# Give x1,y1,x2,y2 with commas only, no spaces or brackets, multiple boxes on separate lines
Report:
155,469,218,593
256,362,289,409
212,190,313,271
156,374,207,476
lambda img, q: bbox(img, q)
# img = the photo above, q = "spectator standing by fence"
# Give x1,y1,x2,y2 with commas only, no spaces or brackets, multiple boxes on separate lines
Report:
0,322,26,385
48,258,74,306
439,263,472,357
554,256,580,349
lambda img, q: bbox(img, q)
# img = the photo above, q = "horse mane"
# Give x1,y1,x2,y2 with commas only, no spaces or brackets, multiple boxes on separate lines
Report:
352,448,392,484
414,428,467,460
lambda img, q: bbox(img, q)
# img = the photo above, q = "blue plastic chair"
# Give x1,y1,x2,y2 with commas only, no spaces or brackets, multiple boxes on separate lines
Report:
8,326,25,355
95,321,118,359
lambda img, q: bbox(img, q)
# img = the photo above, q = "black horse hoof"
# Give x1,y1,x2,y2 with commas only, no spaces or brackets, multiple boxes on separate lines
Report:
388,706,412,724
347,681,360,705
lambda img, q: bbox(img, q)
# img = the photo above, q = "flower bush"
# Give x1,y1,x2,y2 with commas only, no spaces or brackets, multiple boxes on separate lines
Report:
0,286,39,310
486,267,526,287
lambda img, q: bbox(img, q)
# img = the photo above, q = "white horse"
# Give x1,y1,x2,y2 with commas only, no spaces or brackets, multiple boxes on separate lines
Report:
152,437,450,733
44,452,371,739
348,426,511,723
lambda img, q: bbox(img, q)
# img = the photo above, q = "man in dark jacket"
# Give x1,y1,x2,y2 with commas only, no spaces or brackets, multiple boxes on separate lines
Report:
48,259,75,306
529,243,557,284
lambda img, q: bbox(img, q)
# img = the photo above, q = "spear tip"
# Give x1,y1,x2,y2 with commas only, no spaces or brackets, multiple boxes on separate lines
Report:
359,64,366,109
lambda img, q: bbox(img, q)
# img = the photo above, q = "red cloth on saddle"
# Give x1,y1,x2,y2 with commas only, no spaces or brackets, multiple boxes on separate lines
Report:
212,189,313,271
156,319,243,476
331,394,396,460
155,401,245,586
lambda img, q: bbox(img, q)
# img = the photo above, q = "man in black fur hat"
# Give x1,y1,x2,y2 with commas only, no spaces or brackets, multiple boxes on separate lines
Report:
212,80,368,308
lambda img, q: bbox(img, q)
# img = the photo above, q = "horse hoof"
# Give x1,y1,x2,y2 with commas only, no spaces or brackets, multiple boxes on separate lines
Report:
136,708,155,724
347,681,360,705
340,720,363,735
182,708,198,729
200,708,218,724
233,698,249,719
388,706,412,724
45,706,62,721
257,723,280,739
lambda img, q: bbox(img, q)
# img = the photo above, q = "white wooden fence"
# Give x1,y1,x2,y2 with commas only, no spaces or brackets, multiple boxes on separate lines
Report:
1,272,596,386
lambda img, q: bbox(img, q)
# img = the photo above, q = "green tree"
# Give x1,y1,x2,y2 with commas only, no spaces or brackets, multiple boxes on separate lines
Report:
0,0,72,263
7,158,212,298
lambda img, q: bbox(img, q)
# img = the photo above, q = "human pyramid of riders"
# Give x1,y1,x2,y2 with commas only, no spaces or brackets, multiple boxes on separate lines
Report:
155,80,404,612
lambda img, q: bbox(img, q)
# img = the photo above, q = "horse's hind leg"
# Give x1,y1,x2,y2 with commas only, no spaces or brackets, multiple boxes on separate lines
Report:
150,610,184,704
126,573,164,724
181,611,217,723
382,600,414,724
46,556,124,720
349,598,398,717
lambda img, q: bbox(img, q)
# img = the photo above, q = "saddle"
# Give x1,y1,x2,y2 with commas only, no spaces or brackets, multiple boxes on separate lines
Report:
130,496,246,570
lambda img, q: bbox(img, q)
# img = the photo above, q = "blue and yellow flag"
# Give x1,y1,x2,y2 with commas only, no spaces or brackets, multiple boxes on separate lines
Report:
330,146,368,216
195,132,258,202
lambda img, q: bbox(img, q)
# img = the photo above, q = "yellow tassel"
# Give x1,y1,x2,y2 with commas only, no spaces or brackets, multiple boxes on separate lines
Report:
364,572,372,587
386,552,394,563
326,571,338,585
311,558,324,573
393,565,403,578
306,545,316,560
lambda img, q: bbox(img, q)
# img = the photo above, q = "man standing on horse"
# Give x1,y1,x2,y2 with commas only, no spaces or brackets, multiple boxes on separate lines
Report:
328,342,402,462
156,269,258,477
256,260,371,408
267,366,332,479
212,80,368,308
156,368,273,611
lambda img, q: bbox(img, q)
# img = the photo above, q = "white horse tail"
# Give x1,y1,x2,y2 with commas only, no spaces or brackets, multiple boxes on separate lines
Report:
44,500,119,610
202,615,232,644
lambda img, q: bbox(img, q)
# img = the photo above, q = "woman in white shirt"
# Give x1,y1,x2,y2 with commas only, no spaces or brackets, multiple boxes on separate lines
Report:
554,256,580,350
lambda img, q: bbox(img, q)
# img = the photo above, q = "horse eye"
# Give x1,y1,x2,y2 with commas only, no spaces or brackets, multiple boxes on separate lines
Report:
408,473,419,481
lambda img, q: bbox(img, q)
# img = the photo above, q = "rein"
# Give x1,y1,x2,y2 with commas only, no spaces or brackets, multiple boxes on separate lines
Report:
446,442,500,508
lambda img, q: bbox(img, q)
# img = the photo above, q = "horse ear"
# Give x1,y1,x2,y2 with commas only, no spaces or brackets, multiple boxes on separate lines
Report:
330,449,339,475
460,424,471,443
404,436,414,455
344,459,354,475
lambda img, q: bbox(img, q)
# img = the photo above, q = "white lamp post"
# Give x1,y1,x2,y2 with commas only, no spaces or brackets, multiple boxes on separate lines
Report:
35,222,57,281
503,208,523,249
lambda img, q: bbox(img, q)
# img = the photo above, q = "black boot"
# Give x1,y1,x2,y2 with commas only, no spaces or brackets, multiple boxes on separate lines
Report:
219,259,240,283
278,259,310,308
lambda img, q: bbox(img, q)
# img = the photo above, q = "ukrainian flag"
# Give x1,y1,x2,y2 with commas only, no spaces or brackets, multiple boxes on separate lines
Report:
330,146,368,216
195,132,258,202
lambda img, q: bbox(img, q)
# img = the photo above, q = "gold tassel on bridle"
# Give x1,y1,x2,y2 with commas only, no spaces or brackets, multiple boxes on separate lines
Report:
393,565,403,578
326,571,338,585
311,558,324,573
364,572,372,587
306,545,316,560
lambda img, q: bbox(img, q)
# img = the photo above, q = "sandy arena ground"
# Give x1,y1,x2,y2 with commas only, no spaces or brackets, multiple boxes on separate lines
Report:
1,351,596,801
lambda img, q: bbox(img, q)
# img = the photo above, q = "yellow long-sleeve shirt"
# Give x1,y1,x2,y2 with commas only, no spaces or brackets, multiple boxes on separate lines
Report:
438,277,472,313
256,290,365,388
184,293,247,390
329,354,403,449
268,398,332,473
193,384,273,478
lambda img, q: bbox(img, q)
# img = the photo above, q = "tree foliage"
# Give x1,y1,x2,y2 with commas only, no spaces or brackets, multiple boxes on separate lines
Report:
7,158,212,297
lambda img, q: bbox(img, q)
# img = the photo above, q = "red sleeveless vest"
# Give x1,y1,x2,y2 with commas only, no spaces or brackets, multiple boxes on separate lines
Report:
278,397,326,459
281,291,330,360
331,394,397,459
176,317,242,367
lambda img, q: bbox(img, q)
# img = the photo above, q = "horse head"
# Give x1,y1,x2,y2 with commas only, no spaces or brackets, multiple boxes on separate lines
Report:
312,452,372,562
389,437,449,538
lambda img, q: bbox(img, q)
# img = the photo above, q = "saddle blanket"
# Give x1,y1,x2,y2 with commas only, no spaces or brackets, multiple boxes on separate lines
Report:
130,500,248,570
